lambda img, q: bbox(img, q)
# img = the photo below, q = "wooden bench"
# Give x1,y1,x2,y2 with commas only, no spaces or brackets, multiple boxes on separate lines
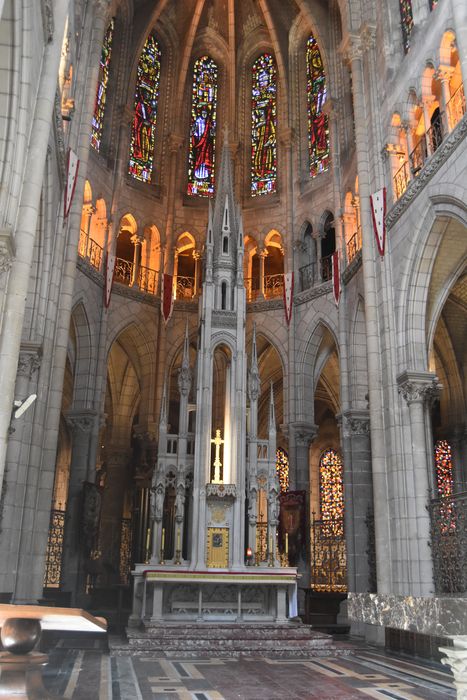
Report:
0,604,107,699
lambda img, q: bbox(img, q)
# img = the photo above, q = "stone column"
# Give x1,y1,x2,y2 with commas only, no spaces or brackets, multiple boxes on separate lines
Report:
397,370,440,595
0,0,69,497
258,250,267,299
437,66,455,133
287,422,317,591
131,234,143,288
193,251,201,296
341,411,373,595
60,410,97,604
422,97,436,156
452,0,467,85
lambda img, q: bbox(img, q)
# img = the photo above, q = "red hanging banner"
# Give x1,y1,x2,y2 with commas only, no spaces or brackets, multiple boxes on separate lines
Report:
332,251,340,306
370,187,387,257
161,273,174,324
64,148,80,218
283,271,294,326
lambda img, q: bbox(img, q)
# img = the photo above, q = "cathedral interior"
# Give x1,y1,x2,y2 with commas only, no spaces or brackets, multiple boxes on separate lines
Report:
0,0,466,692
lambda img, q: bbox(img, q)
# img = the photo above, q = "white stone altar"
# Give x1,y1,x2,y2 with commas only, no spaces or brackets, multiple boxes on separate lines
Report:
130,143,298,626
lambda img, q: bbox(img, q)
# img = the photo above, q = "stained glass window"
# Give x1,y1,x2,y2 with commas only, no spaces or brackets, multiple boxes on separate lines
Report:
435,440,454,499
128,35,161,183
276,448,289,493
399,0,414,53
91,19,114,151
306,35,330,177
319,449,344,536
251,53,277,196
187,56,218,197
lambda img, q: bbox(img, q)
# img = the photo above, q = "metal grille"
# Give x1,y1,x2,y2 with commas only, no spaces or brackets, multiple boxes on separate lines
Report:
311,517,347,592
346,228,362,263
44,507,66,588
119,518,133,585
428,492,467,594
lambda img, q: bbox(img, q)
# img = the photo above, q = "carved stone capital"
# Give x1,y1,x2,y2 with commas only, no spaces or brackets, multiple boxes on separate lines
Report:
17,343,42,378
0,229,15,275
289,422,318,447
397,370,441,406
66,409,97,433
340,410,370,438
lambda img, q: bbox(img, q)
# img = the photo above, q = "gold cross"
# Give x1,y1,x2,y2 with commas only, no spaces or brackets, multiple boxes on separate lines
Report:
211,428,224,483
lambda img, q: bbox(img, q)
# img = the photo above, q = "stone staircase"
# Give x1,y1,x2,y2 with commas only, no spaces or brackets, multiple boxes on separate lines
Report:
110,621,351,658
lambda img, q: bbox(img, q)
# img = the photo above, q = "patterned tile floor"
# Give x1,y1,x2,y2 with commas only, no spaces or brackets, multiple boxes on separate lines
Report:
40,637,456,700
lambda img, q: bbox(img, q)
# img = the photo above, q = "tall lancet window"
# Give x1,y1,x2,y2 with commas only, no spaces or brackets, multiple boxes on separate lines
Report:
91,19,115,151
319,449,344,536
399,0,414,53
251,53,277,196
306,34,330,177
435,440,454,499
128,35,161,183
187,56,218,197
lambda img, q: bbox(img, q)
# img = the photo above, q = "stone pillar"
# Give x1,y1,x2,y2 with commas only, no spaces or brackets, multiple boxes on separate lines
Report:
193,251,201,296
452,0,467,86
258,250,267,299
341,411,373,595
0,0,69,497
98,447,131,585
131,234,143,288
437,66,455,133
397,370,440,595
287,422,317,592
422,97,435,156
61,410,97,604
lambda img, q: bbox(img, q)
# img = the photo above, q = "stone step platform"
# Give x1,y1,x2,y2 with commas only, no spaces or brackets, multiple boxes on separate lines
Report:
110,622,351,658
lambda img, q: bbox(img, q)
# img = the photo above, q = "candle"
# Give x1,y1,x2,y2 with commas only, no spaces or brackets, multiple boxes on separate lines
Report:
269,536,273,554
285,532,289,556
145,527,151,553
177,528,180,551
161,528,165,552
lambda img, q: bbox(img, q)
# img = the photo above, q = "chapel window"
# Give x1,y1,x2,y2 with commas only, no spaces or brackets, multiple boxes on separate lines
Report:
251,53,277,196
91,19,115,151
435,440,454,499
276,447,289,493
319,448,344,536
306,34,330,177
399,0,414,54
187,56,218,197
128,34,161,183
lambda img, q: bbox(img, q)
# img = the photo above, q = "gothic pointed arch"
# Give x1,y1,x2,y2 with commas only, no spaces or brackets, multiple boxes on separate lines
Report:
128,34,162,183
251,53,277,196
306,33,329,177
187,55,218,197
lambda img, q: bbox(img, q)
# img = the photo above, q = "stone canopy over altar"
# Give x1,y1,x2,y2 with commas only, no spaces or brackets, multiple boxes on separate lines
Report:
129,144,298,625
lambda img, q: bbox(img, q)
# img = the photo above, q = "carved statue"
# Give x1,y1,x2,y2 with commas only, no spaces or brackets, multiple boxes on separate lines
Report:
150,482,165,522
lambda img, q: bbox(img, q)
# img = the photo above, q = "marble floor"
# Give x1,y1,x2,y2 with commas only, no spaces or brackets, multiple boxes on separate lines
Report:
38,636,456,700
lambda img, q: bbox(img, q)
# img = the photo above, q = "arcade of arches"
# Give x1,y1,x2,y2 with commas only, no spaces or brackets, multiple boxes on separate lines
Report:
0,0,466,682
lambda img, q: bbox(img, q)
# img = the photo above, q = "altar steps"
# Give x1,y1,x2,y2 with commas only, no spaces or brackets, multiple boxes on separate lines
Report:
110,622,351,658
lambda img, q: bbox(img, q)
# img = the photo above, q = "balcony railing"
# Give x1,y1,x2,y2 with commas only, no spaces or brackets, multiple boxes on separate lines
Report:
346,228,362,264
321,254,333,282
299,262,317,291
245,277,261,302
175,275,196,299
264,273,284,299
447,83,466,131
393,86,466,201
138,265,158,295
428,491,467,594
114,257,134,286
78,230,103,272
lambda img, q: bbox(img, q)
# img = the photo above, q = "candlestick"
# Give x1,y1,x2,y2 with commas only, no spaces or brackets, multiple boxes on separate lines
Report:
160,527,165,565
145,527,151,563
285,532,289,555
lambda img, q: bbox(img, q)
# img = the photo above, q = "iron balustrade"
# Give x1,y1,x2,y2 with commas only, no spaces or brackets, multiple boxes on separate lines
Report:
88,239,103,271
299,262,317,291
393,160,411,200
321,254,333,282
311,516,347,593
138,265,159,295
428,491,467,594
175,275,195,299
409,138,428,175
43,507,66,588
264,273,284,299
244,277,260,302
114,257,134,286
346,228,362,264
447,83,466,131
426,112,444,154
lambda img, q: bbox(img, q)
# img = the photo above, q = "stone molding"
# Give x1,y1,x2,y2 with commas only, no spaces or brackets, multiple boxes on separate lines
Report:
17,342,42,379
0,229,15,275
65,409,97,433
289,422,318,447
295,280,332,305
397,370,441,405
212,310,237,328
386,113,467,230
206,483,237,499
341,410,370,437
